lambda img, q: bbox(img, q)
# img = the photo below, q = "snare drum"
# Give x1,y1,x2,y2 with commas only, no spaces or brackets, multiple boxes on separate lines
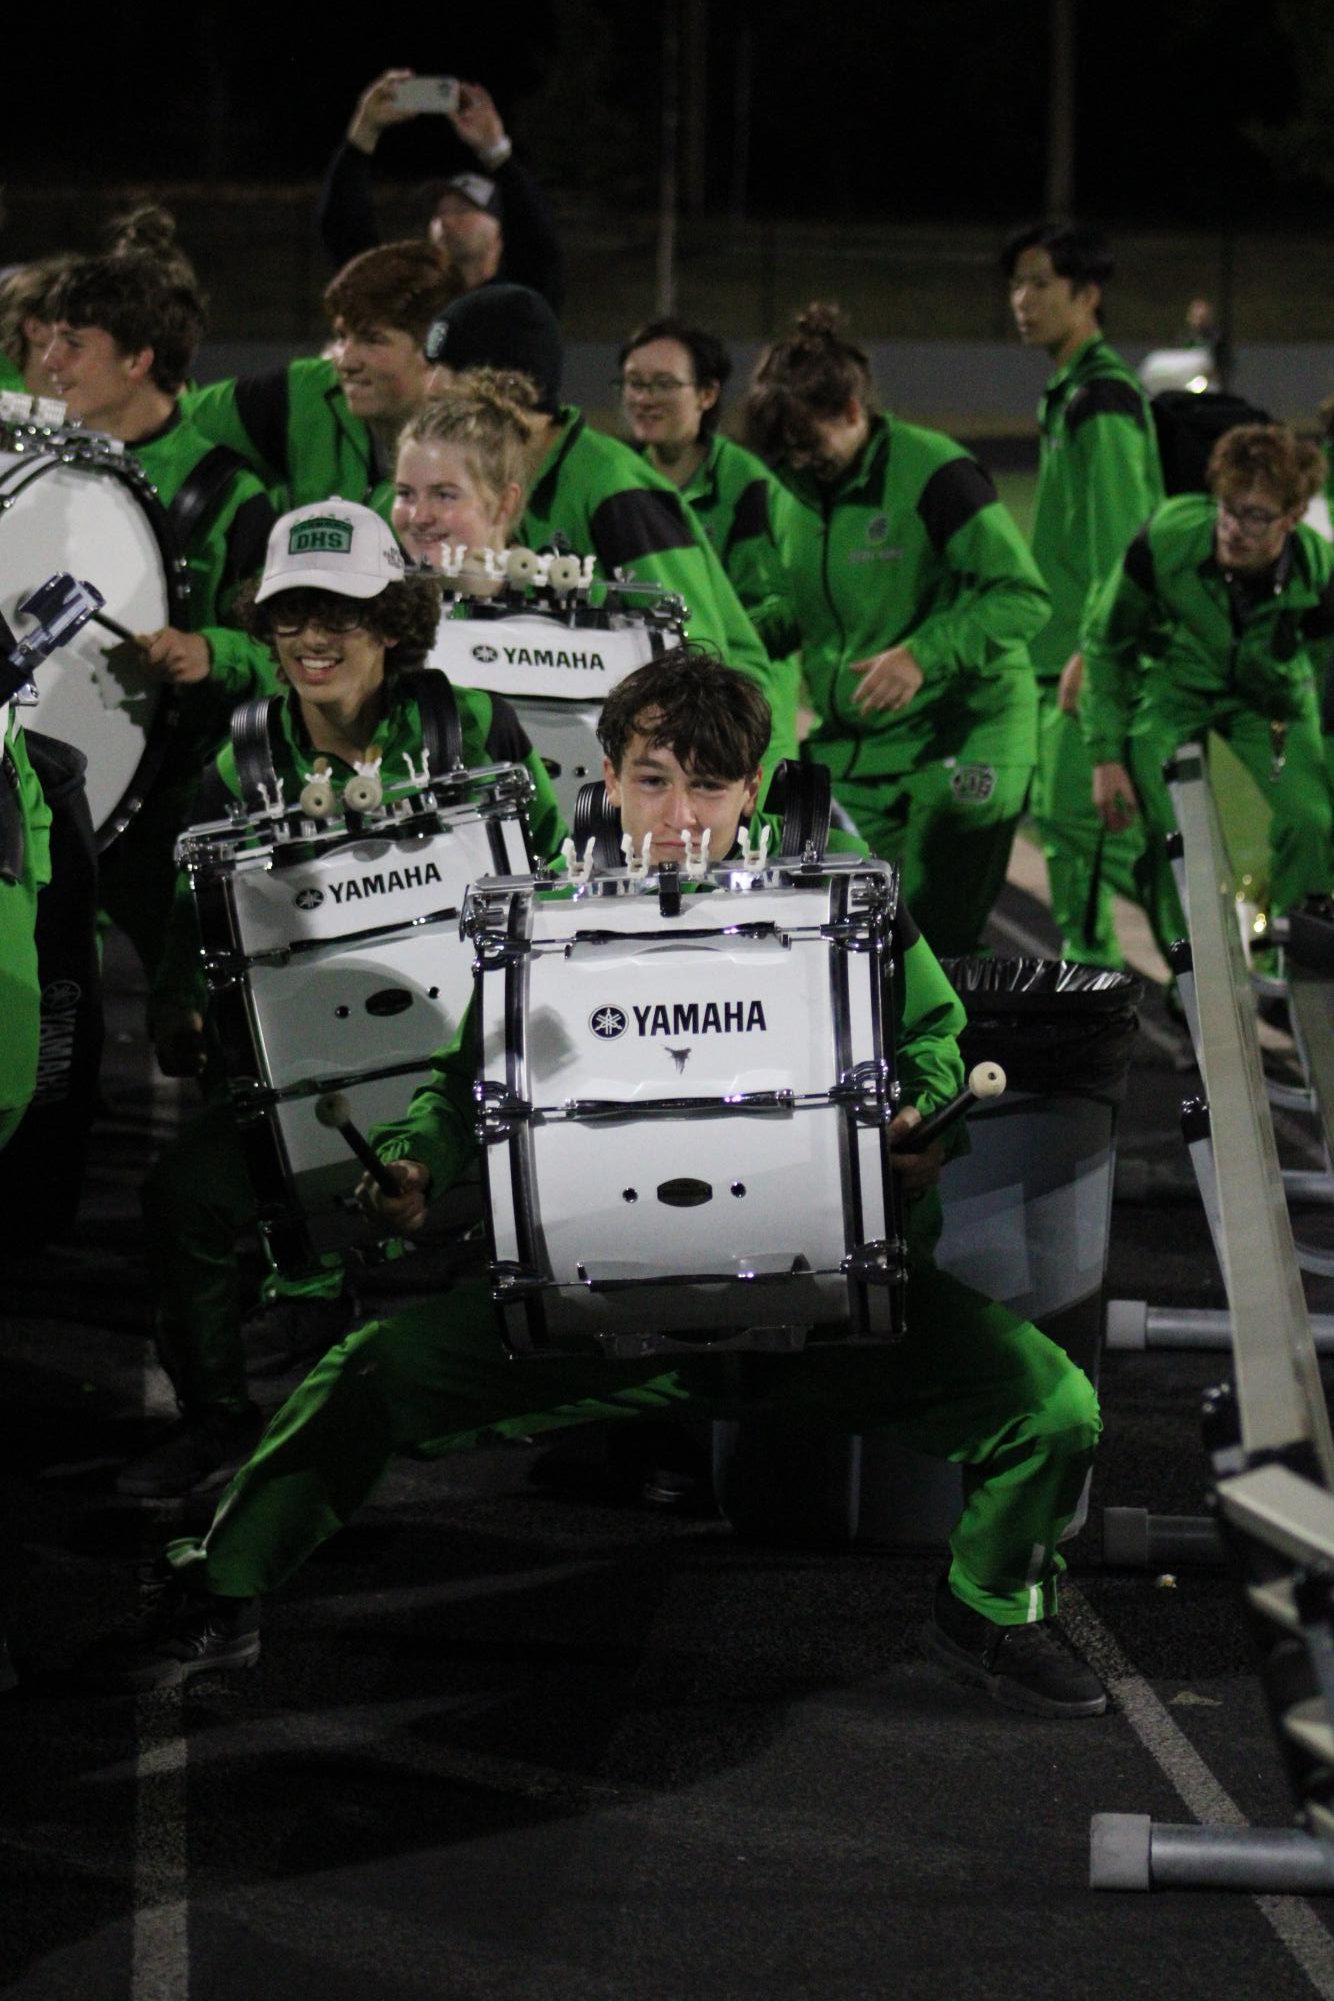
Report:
464,855,906,1360
0,425,183,845
183,764,534,1272
428,595,685,827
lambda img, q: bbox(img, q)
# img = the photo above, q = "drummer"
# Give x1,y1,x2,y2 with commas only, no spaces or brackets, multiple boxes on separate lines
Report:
87,649,1105,1723
42,241,279,974
119,499,562,1501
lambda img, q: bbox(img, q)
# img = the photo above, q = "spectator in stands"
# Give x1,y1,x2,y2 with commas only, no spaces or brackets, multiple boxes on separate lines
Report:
318,70,563,314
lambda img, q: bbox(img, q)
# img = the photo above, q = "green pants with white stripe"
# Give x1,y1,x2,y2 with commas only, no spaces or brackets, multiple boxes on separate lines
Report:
168,1261,1100,1626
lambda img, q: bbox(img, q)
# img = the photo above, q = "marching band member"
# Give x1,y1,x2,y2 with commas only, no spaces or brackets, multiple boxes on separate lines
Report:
42,243,278,974
184,241,460,519
118,500,562,1500
1082,422,1334,964
423,284,800,775
616,317,793,662
1003,221,1164,967
742,303,1048,957
84,650,1105,1723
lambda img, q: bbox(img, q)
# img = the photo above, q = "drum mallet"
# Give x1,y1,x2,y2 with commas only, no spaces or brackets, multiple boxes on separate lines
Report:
314,1092,404,1199
89,607,139,645
892,1061,1006,1152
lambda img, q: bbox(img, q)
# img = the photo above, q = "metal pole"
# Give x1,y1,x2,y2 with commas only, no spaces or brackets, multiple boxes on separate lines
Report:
1044,0,1076,215
656,1,681,316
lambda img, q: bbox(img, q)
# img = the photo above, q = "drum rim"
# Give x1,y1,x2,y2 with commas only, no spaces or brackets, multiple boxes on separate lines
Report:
0,437,190,848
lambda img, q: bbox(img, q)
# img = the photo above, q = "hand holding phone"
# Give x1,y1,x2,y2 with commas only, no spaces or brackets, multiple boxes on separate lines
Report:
389,76,461,117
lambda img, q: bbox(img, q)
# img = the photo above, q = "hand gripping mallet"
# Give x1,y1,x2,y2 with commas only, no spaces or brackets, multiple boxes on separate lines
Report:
314,1092,404,1199
892,1061,1006,1152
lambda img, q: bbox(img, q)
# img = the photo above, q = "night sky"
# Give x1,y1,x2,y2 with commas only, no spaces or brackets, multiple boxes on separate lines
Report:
1,1,1326,228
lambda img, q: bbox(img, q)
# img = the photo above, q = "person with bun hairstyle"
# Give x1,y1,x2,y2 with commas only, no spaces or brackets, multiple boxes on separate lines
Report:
743,304,1048,957
617,317,792,661
1083,422,1334,963
122,499,562,1501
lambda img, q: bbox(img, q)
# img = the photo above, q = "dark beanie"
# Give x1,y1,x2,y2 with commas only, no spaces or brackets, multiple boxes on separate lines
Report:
422,283,563,413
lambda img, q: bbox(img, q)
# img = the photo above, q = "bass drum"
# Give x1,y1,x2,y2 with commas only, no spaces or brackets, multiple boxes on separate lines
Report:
0,427,185,847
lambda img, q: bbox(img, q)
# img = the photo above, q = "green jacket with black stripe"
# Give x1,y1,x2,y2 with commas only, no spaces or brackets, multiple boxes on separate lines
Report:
183,357,390,522
1080,494,1334,762
661,433,796,660
768,413,1048,781
1029,333,1163,683
129,404,279,705
523,410,798,769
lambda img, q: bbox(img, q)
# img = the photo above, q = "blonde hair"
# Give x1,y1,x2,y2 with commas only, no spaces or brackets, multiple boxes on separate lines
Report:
399,368,539,509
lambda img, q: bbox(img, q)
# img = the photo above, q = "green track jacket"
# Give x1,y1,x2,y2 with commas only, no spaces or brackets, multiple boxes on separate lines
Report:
768,414,1048,782
184,358,390,522
1080,494,1334,763
1029,334,1163,682
523,411,798,767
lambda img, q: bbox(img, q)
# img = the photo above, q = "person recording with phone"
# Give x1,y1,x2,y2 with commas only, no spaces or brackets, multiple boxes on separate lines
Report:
317,69,564,314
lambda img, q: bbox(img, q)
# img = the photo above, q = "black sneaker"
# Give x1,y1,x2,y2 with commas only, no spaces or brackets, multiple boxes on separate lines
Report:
115,1404,265,1500
921,1582,1107,1718
79,1562,260,1693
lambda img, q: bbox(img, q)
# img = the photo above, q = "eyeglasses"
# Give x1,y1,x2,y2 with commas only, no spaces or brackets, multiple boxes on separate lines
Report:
1217,498,1286,532
615,373,696,396
268,597,367,637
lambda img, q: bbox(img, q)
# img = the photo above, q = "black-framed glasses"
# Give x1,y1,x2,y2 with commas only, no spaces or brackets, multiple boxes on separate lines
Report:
614,372,696,396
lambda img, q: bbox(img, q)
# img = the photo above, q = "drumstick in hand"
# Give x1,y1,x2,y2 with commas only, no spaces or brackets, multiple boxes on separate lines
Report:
89,608,138,645
314,1092,402,1196
893,1062,1006,1152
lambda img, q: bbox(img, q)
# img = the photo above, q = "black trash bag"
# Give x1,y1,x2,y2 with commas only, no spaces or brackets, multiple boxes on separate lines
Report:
939,956,1142,1106
0,732,104,1246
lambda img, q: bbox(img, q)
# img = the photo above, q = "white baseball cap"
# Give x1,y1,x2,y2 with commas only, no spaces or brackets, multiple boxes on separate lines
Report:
256,501,406,602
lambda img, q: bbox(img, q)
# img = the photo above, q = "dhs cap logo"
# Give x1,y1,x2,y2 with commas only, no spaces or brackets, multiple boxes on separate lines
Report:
589,1005,628,1039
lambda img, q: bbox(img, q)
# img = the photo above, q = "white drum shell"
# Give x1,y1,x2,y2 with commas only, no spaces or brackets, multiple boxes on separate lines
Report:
191,789,530,1254
427,610,677,826
477,874,899,1355
0,437,175,839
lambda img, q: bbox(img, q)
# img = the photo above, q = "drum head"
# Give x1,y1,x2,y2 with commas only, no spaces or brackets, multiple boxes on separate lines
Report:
0,446,173,841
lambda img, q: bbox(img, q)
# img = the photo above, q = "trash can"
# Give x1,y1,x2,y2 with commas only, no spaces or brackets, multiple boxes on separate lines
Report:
714,959,1142,1550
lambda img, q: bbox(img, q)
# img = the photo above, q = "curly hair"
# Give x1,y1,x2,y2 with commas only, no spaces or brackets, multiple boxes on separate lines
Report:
597,648,770,780
235,574,443,674
1208,424,1325,514
740,302,879,467
398,369,538,507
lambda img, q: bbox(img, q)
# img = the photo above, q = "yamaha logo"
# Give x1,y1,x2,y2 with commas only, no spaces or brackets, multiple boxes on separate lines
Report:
590,1005,628,1039
471,643,499,663
294,887,326,910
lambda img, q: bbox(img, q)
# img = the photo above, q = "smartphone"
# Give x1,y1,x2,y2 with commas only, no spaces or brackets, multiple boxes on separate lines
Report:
390,76,460,116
